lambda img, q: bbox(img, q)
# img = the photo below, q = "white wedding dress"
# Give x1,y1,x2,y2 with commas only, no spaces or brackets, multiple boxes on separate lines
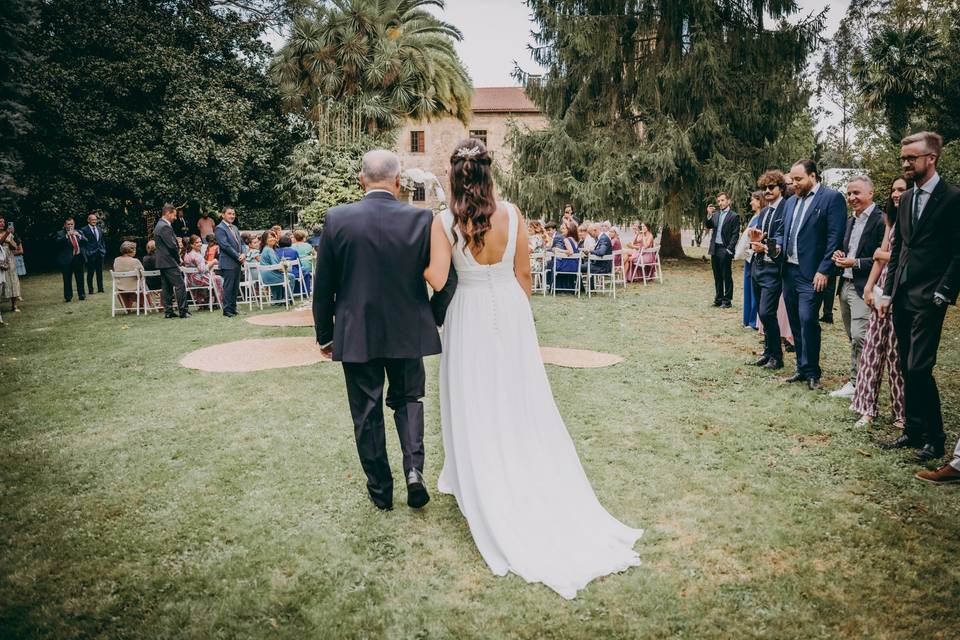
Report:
436,203,643,599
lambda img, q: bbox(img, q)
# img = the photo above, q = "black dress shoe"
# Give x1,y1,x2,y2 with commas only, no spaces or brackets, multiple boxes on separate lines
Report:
406,469,430,508
712,301,722,307
880,434,922,450
752,356,770,367
807,378,823,391
763,359,783,370
180,311,192,319
915,444,946,463
165,313,178,319
367,494,393,511
820,315,834,324
783,373,806,383
223,311,236,317
721,301,732,308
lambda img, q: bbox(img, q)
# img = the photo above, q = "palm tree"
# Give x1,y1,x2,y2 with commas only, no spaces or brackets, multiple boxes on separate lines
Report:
271,0,472,142
853,23,943,143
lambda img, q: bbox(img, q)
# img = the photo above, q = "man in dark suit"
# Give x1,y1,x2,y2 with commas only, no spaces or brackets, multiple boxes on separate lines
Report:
313,149,444,511
171,208,189,239
215,205,244,317
749,170,788,370
581,223,613,275
773,160,847,390
829,176,886,399
81,212,107,294
55,217,87,302
154,203,190,318
705,192,741,308
879,131,960,462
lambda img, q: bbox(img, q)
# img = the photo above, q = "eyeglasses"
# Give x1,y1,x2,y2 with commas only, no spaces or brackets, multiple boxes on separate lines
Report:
762,185,780,191
899,153,932,163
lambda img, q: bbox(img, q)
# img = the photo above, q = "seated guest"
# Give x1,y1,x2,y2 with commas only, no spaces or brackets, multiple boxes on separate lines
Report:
275,233,302,290
182,234,224,306
203,233,219,268
551,220,581,292
545,221,563,250
244,234,261,262
112,241,144,311
141,240,163,305
308,224,323,252
608,227,623,269
581,223,612,275
270,224,283,240
579,223,595,252
292,229,314,293
258,230,294,301
528,220,545,251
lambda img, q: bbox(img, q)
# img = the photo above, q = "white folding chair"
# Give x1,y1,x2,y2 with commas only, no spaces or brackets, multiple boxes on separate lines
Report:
551,249,582,297
240,261,259,309
180,267,221,312
285,258,309,302
585,254,616,298
639,245,663,285
256,263,294,309
529,251,548,295
140,270,163,314
110,270,142,317
612,249,628,287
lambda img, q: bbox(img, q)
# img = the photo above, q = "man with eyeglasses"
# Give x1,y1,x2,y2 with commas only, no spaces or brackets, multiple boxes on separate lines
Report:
748,170,789,370
773,159,847,391
877,131,960,468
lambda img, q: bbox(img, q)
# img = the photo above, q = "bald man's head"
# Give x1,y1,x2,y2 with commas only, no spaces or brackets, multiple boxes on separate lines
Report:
360,150,401,192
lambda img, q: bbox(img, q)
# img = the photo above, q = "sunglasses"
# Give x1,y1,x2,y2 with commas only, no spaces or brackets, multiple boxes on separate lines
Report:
762,184,780,191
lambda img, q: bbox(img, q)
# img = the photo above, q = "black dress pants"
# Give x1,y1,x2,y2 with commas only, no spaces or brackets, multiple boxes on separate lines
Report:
342,358,426,508
753,274,783,362
221,267,240,315
159,267,187,315
711,252,733,303
61,255,85,301
892,296,948,447
86,255,104,293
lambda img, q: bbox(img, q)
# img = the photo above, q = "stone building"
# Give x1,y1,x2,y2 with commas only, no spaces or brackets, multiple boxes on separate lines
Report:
394,87,547,208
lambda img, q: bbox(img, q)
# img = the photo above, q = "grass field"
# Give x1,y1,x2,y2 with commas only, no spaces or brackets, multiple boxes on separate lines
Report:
2,256,959,639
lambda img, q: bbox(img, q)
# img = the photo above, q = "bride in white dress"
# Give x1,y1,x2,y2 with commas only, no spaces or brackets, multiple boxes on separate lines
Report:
423,139,643,599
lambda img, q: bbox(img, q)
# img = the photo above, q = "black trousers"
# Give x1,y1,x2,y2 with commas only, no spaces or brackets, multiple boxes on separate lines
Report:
753,275,783,362
159,267,187,315
61,255,85,301
85,254,104,293
342,358,426,508
221,268,240,315
892,296,948,447
819,274,838,319
711,252,734,303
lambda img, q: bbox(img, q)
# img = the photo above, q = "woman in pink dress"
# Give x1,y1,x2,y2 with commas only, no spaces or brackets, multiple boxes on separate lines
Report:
182,234,224,306
626,222,655,281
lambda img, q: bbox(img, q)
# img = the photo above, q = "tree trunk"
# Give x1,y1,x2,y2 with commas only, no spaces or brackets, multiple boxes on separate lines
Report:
659,225,686,258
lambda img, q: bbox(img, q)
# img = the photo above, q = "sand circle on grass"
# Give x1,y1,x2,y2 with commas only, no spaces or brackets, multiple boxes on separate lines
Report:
539,347,623,369
181,337,330,372
245,307,314,327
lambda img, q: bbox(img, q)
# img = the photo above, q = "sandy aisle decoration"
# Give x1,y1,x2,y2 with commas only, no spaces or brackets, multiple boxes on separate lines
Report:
245,307,314,327
181,337,330,372
539,347,623,369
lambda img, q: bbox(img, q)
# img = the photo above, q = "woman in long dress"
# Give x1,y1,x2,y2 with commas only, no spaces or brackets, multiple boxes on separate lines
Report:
424,139,642,600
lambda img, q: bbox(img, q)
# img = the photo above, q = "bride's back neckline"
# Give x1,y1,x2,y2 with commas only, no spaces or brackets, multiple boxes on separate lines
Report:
448,202,517,268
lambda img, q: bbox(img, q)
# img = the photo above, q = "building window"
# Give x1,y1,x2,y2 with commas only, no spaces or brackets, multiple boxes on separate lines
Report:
410,130,425,153
469,129,488,146
412,184,426,202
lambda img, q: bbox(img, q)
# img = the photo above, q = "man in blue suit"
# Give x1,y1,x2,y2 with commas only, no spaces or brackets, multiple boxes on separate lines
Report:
773,160,847,390
749,170,788,370
215,205,245,317
581,223,613,277
81,212,107,294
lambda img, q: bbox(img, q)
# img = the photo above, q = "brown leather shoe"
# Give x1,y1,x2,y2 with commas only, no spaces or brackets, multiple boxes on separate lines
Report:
915,464,960,485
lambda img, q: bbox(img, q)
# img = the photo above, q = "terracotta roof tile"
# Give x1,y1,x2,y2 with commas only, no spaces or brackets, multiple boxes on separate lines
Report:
471,87,540,113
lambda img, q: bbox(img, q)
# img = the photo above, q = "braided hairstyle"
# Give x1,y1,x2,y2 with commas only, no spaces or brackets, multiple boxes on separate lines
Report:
449,138,496,250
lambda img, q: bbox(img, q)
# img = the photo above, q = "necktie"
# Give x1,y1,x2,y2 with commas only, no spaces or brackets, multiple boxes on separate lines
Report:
786,196,805,258
69,233,79,255
912,188,922,225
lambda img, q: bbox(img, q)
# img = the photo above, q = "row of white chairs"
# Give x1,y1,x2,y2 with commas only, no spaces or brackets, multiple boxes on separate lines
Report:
529,247,663,298
109,258,312,317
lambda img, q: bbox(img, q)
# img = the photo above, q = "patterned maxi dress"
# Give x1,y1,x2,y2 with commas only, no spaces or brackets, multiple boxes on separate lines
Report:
849,263,905,421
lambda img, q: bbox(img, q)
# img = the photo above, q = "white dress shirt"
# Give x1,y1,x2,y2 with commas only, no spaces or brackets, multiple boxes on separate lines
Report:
787,182,821,265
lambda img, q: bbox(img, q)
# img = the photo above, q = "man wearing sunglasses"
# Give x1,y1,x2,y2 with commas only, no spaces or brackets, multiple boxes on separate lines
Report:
878,131,960,466
748,170,788,370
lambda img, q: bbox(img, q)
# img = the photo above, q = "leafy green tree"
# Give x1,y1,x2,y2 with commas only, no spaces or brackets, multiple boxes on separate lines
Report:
502,0,822,256
0,0,38,211
271,0,472,141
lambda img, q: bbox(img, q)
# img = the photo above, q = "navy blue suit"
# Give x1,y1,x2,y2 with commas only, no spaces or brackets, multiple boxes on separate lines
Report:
774,184,847,379
751,199,787,362
81,224,107,293
583,233,613,274
215,220,244,315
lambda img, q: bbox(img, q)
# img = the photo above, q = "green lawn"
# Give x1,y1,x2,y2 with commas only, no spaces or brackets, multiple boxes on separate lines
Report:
2,257,959,639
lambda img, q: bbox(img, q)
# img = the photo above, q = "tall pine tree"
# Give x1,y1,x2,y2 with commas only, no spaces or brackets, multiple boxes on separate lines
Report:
502,0,821,256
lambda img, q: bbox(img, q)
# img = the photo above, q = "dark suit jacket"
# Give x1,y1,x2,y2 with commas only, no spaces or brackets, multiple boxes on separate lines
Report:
884,177,960,306
706,209,741,257
215,221,243,270
171,216,189,238
750,199,787,287
80,224,106,259
774,185,847,281
55,229,87,267
312,191,443,363
141,254,162,289
154,219,182,269
839,205,885,298
586,233,613,273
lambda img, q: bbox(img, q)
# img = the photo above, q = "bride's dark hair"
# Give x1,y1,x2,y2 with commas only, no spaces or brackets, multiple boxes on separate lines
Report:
449,138,496,250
